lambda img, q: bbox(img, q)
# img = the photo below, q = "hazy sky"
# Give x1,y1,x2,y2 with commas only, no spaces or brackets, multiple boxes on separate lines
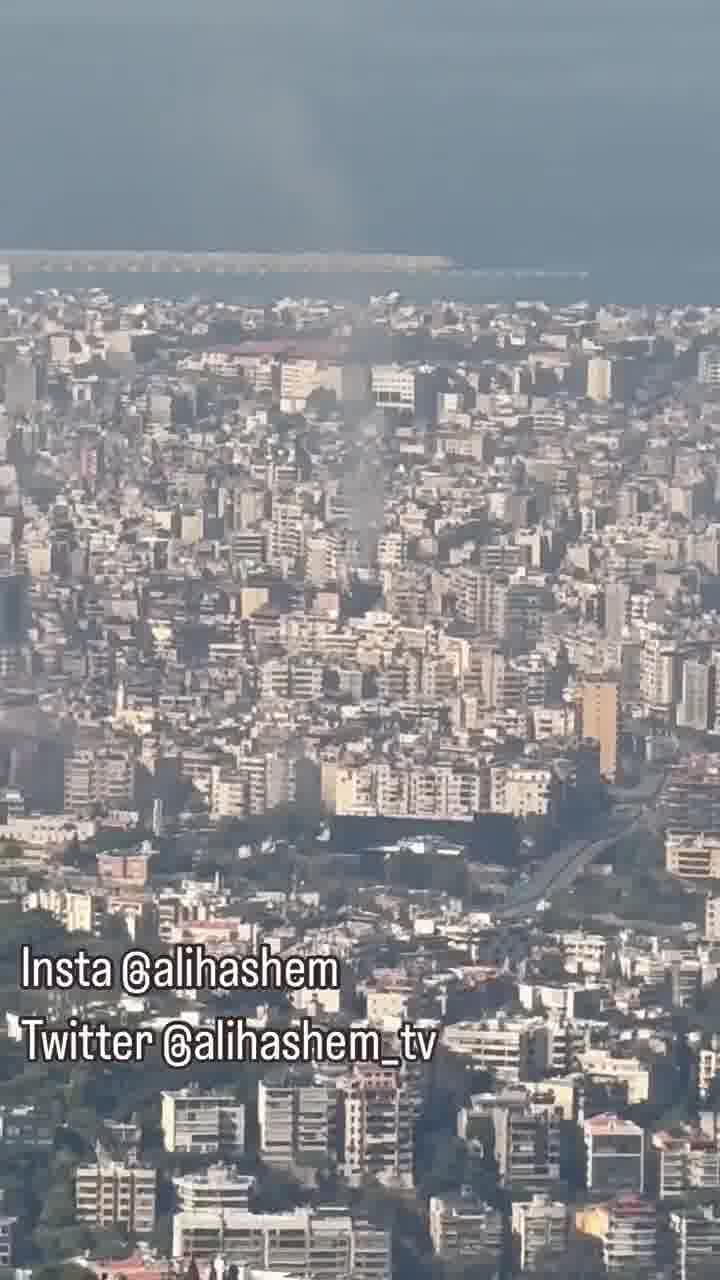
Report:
1,0,719,268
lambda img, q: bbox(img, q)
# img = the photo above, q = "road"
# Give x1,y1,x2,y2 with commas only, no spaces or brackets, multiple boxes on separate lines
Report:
496,773,668,921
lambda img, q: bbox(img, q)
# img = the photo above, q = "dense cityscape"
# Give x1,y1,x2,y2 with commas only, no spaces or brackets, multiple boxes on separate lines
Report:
3,273,720,1280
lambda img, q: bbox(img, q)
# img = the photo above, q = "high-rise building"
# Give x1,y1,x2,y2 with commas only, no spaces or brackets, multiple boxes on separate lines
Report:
341,1066,415,1187
664,761,720,833
584,1114,645,1194
705,894,720,941
0,572,28,647
63,743,136,815
493,1102,563,1190
4,359,38,416
678,658,715,732
697,1035,720,1100
75,1160,157,1235
604,581,630,640
258,1075,337,1167
580,678,621,782
641,636,679,720
587,356,613,402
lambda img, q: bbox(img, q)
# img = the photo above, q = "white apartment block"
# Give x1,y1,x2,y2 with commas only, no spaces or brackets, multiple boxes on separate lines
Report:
172,1207,391,1280
560,931,610,976
321,759,489,822
371,364,416,410
441,1018,547,1083
490,763,557,819
258,1077,337,1167
279,358,344,413
698,1037,720,1100
173,1166,256,1212
512,1196,570,1272
705,894,720,941
161,1090,245,1155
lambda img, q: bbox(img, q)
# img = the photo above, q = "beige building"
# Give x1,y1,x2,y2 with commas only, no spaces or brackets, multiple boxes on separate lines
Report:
587,356,613,402
173,1166,255,1212
75,1160,156,1235
172,1206,390,1280
580,678,620,782
512,1195,570,1272
666,832,720,880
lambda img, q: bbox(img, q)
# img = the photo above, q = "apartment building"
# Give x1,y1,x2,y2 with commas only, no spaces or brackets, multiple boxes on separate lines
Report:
75,1160,157,1235
428,1195,504,1266
705,894,720,941
321,758,489,822
580,677,621,782
0,1218,16,1266
584,1114,645,1195
489,763,558,820
258,1075,337,1167
560,931,610,977
172,1207,391,1280
0,1103,54,1147
697,1035,720,1100
442,1018,548,1083
161,1089,245,1155
64,743,136,814
576,1196,658,1276
341,1066,414,1188
670,1206,720,1280
511,1196,570,1272
666,832,720,879
173,1167,256,1213
653,1128,720,1199
494,1102,563,1190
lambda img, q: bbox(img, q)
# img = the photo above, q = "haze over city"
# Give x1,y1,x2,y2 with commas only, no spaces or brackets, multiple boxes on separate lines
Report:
3,7,720,1280
2,0,720,296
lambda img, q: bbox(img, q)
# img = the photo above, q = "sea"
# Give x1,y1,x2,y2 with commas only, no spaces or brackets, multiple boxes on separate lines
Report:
2,0,720,305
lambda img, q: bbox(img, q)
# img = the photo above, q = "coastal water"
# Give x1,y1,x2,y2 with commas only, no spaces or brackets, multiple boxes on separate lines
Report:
2,0,720,303
12,267,720,309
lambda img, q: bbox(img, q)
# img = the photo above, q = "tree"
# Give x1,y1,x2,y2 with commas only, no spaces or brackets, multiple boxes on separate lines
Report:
33,1267,97,1280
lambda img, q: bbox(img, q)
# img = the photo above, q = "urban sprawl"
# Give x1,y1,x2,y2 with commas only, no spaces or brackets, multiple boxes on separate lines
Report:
2,279,720,1280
